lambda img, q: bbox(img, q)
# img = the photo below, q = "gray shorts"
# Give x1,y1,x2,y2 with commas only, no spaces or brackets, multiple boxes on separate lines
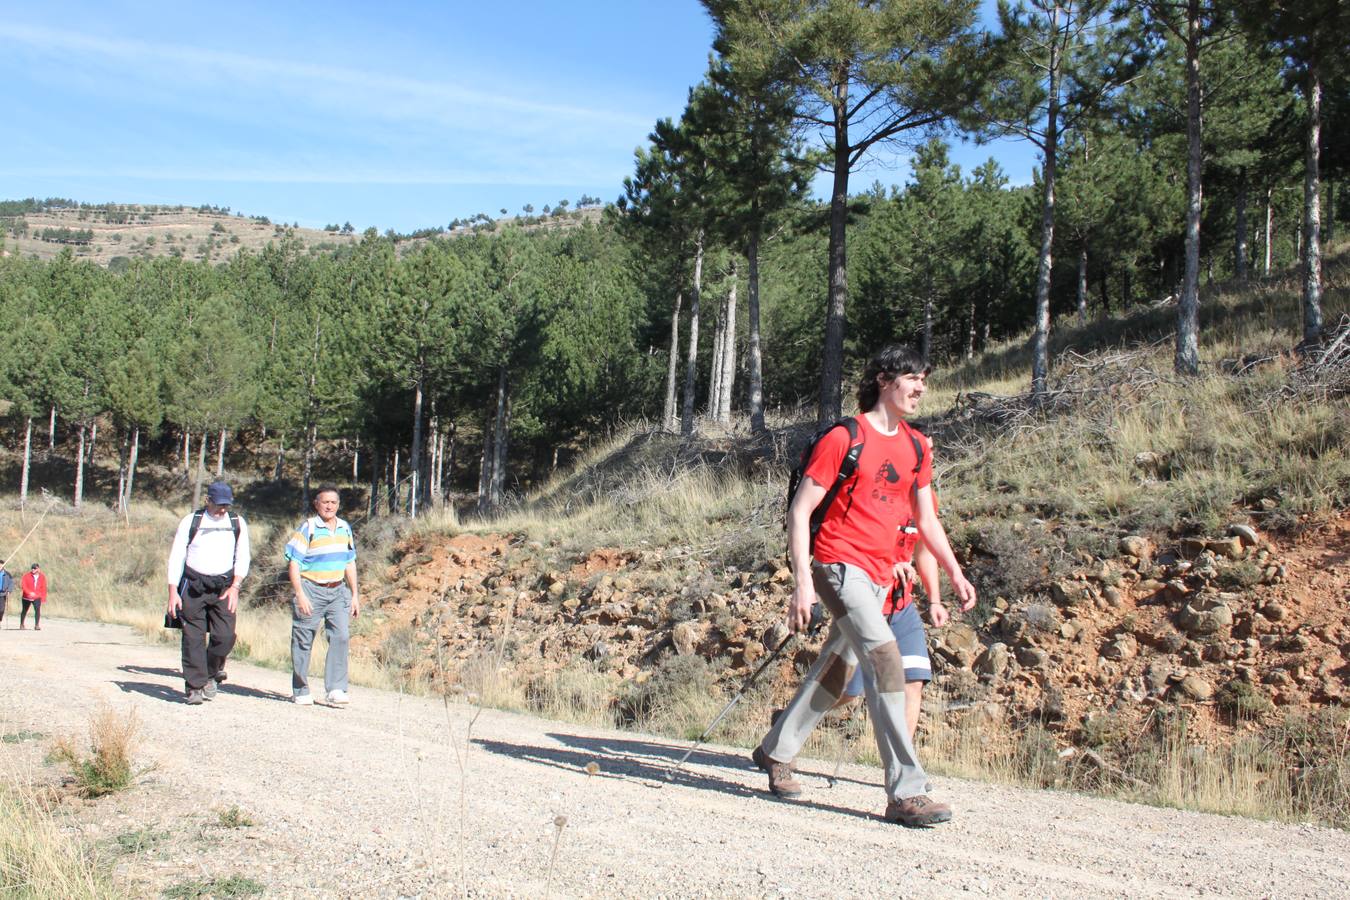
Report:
844,600,931,696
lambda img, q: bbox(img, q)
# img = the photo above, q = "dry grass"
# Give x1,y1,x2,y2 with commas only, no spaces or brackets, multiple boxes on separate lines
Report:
49,705,139,798
0,780,122,899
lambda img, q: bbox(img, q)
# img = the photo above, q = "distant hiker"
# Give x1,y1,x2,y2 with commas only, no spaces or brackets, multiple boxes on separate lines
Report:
19,563,47,630
166,481,252,705
754,345,977,827
285,484,359,706
0,564,11,624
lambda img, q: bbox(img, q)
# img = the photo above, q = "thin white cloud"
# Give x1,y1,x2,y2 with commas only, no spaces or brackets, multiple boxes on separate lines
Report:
0,22,652,131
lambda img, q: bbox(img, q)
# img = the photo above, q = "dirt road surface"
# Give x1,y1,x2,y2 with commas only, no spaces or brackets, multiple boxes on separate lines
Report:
2,618,1346,898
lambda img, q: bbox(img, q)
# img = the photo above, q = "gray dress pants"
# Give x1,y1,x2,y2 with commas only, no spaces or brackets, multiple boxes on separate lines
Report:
291,580,351,696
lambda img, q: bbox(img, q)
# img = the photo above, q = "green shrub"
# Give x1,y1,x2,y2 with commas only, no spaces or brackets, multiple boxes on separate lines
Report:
1216,680,1273,720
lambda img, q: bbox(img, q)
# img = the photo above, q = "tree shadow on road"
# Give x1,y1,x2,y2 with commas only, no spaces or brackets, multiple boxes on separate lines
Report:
474,732,879,823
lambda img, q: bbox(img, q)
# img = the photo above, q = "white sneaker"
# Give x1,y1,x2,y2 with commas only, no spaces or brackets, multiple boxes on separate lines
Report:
326,690,350,706
293,693,314,706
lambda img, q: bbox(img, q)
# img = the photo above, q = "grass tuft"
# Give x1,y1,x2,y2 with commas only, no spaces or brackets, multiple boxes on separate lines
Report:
50,705,139,798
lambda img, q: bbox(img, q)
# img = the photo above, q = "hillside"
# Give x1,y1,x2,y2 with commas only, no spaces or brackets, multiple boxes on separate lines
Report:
0,201,606,265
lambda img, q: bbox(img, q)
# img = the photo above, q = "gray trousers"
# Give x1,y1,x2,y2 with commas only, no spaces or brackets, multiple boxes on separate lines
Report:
291,580,351,696
760,561,930,801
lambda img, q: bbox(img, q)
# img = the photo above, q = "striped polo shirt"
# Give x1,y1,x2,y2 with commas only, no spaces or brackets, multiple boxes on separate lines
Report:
284,515,356,583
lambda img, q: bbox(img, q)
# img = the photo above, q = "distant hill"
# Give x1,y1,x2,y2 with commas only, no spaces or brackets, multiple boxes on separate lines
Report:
0,200,606,266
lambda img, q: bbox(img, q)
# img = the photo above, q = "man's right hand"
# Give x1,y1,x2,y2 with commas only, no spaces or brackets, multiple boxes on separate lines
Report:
788,580,816,633
166,589,181,617
295,593,313,617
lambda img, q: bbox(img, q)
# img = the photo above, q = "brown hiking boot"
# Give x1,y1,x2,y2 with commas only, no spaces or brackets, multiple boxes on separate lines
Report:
885,795,953,827
752,745,802,799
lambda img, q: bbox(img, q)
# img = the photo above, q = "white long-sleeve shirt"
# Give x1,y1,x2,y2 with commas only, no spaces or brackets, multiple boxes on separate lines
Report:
166,510,252,585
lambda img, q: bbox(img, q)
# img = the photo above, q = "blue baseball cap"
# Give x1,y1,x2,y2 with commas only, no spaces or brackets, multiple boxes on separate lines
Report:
207,481,234,505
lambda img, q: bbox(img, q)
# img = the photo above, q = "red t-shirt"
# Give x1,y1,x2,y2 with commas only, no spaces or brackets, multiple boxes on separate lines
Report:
804,415,932,587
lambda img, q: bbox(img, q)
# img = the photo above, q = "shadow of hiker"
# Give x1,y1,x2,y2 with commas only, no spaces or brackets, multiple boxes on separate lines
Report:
113,680,188,704
115,665,291,703
548,731,878,792
473,733,878,822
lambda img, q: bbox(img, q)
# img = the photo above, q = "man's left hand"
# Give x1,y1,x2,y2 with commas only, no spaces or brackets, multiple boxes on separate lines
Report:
350,594,361,618
220,584,240,615
929,602,950,627
950,572,977,611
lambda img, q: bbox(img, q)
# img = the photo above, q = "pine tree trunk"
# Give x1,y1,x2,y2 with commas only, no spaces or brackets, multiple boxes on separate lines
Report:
126,426,140,511
746,232,766,435
352,439,359,481
302,423,316,508
392,449,400,513
1031,11,1059,399
369,448,381,517
116,431,129,513
445,422,455,498
48,406,56,450
89,423,97,463
663,291,682,433
409,374,424,512
19,417,32,511
193,432,207,508
709,312,724,419
966,299,977,360
1234,169,1249,281
490,365,510,508
681,235,704,436
477,410,492,513
1175,0,1203,377
1326,179,1335,245
1077,245,1089,327
1301,60,1323,347
922,287,934,361
74,423,87,510
216,428,226,476
183,431,191,474
718,263,737,424
274,433,285,480
819,113,850,425
1264,187,1273,276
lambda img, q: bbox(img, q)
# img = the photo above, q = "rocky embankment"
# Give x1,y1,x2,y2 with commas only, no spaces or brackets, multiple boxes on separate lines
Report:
356,512,1349,746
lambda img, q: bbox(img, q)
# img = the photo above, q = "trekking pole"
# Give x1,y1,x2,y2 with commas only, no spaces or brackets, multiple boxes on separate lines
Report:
0,491,56,572
663,605,824,783
826,703,864,788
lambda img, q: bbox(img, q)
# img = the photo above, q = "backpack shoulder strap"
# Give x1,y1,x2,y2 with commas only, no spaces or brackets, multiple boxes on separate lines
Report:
809,417,866,540
186,509,206,546
228,512,241,566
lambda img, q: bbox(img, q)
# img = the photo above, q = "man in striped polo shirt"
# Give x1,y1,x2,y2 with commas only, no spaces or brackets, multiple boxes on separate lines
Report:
285,484,360,706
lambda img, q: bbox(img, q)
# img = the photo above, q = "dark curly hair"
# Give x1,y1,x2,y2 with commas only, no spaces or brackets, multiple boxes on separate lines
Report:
856,345,931,412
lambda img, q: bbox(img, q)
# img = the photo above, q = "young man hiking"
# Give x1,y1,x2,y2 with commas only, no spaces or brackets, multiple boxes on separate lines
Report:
754,345,976,827
286,485,359,706
166,481,252,704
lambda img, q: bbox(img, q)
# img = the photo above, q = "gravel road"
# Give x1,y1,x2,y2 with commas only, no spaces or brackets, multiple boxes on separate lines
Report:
2,617,1346,898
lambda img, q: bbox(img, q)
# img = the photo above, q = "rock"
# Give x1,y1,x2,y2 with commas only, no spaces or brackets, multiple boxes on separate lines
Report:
1102,634,1138,661
1133,451,1165,475
547,580,566,598
1060,622,1079,641
1051,580,1090,607
1206,538,1244,560
764,622,790,650
943,623,980,656
1016,645,1049,668
974,642,1010,679
1227,523,1260,546
1102,586,1123,607
1136,579,1166,595
1041,686,1066,721
1180,538,1207,558
1260,602,1286,622
672,622,698,656
586,641,609,661
970,702,1005,728
770,567,792,584
1263,669,1293,687
1145,661,1173,695
1175,675,1214,701
993,597,1010,611
740,640,765,665
1177,598,1233,636
561,596,581,611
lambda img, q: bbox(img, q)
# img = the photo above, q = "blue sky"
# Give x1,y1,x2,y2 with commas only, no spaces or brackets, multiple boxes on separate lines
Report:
1,1,1038,232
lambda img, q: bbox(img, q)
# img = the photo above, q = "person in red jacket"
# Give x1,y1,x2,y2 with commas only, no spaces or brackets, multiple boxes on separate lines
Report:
20,562,47,630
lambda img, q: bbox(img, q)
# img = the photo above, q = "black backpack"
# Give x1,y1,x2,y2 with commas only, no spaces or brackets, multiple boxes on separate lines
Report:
188,508,242,568
786,417,925,551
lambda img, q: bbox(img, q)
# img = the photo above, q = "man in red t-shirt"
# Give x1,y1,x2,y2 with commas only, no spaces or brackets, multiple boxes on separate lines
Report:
753,345,976,827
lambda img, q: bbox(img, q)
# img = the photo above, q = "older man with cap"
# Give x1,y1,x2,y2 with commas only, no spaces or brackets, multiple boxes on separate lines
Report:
166,480,252,705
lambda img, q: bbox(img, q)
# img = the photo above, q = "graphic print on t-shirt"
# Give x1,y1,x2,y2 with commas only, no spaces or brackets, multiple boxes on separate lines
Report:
871,458,906,504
